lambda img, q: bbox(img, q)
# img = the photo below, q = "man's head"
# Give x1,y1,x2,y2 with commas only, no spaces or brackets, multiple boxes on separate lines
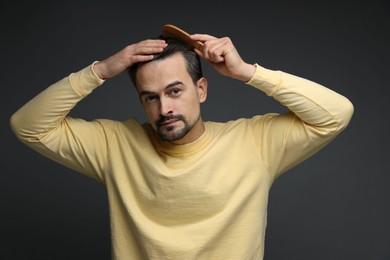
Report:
128,36,203,87
128,37,208,144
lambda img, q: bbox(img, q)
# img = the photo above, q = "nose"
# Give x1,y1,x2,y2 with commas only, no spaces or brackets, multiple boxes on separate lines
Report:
159,97,173,116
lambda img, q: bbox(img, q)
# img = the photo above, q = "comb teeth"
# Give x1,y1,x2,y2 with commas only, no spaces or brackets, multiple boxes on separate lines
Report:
161,24,204,51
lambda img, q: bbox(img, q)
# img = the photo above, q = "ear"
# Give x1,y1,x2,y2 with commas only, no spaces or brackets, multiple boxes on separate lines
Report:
196,77,208,103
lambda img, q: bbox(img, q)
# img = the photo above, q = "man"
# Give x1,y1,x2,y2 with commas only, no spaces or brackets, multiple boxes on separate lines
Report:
10,28,354,259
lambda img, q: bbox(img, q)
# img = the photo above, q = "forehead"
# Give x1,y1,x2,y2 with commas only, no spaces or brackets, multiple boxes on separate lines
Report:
135,53,190,90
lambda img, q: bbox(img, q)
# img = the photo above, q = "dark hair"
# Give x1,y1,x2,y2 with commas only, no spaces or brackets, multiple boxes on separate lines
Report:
128,36,203,88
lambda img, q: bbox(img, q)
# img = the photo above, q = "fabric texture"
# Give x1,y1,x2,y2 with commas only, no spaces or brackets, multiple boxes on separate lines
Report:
10,63,354,259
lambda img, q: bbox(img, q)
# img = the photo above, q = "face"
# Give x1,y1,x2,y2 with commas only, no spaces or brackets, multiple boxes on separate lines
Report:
135,53,207,145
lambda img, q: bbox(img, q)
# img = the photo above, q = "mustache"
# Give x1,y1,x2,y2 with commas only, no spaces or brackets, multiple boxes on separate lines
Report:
156,115,185,126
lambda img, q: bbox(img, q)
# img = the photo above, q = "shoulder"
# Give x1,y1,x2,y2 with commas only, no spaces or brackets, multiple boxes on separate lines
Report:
205,114,288,137
93,118,147,138
206,115,275,129
204,116,264,135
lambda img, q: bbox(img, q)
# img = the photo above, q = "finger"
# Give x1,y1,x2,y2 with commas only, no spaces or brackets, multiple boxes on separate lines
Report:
124,44,165,58
194,48,204,58
189,34,217,42
138,39,167,46
134,46,166,55
203,38,229,63
129,54,155,64
207,40,226,58
126,46,164,66
131,40,167,54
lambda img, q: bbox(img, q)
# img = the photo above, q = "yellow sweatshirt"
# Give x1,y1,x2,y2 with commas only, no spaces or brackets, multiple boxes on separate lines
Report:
10,63,353,259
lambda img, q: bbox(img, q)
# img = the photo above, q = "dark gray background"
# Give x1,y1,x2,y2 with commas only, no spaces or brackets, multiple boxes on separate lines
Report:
2,1,389,259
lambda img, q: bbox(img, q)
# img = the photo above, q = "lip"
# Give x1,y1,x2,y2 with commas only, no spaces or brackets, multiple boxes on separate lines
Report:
159,119,179,126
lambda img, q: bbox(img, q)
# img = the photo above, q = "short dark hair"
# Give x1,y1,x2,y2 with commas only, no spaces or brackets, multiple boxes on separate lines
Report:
128,36,203,88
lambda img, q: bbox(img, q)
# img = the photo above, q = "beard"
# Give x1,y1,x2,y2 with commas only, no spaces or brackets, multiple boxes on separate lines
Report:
156,114,200,142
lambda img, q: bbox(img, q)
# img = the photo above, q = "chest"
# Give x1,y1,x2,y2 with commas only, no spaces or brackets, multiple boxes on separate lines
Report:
107,121,271,224
121,140,268,225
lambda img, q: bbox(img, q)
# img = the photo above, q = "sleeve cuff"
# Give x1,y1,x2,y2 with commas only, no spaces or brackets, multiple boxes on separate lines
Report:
69,61,105,97
246,64,282,96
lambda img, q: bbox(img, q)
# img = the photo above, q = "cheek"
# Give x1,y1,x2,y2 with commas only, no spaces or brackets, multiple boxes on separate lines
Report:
143,105,159,123
182,99,200,118
182,91,200,110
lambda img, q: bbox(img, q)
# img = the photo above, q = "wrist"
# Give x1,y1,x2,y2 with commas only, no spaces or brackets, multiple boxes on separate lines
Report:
236,63,257,82
92,61,108,80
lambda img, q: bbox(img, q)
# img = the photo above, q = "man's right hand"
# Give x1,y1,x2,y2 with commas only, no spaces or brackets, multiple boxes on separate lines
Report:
93,39,167,80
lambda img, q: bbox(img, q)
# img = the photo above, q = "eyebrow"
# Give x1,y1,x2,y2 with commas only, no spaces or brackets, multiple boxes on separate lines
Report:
139,81,184,97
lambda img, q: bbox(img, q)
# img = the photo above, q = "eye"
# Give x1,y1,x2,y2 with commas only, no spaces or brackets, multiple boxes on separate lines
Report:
169,88,182,96
144,95,158,103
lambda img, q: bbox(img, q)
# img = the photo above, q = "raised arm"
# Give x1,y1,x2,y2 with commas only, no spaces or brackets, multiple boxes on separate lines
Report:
190,33,255,82
191,33,354,179
10,39,167,180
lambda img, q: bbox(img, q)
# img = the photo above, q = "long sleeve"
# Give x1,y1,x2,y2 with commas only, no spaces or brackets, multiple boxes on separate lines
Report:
10,63,107,181
247,65,354,180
